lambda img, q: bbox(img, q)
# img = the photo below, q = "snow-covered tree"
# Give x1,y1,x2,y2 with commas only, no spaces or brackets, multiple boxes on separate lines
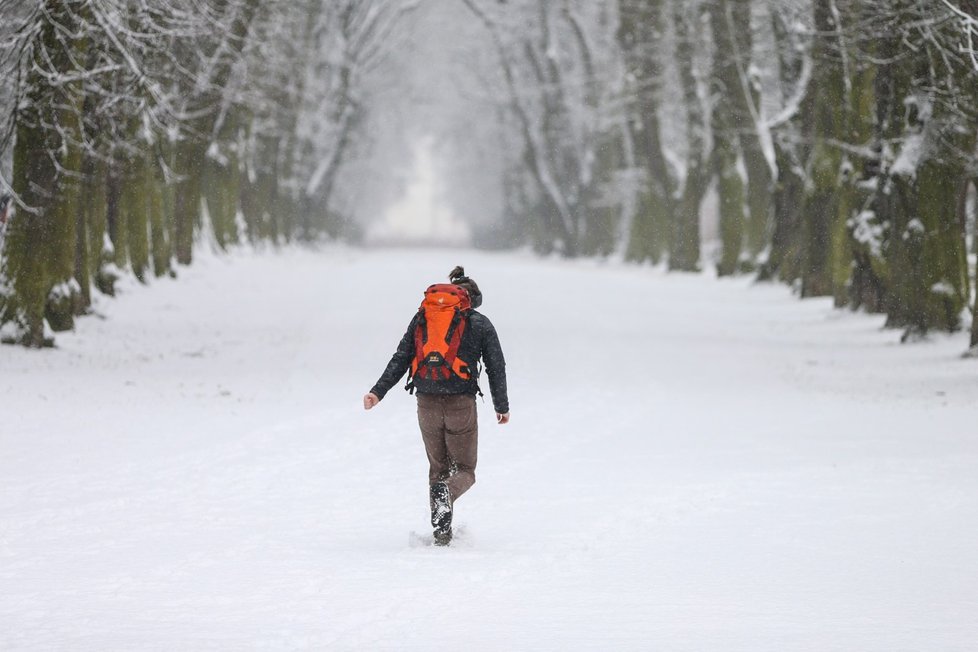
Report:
461,0,627,257
0,0,418,346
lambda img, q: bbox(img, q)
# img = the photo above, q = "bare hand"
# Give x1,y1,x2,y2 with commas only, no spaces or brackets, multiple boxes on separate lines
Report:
363,393,380,410
496,412,510,425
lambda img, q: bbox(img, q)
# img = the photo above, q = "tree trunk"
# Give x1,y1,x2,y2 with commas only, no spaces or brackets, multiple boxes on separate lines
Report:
1,2,86,345
840,57,880,310
887,164,973,337
79,151,110,298
669,0,710,272
74,157,94,312
710,0,748,276
761,5,807,283
714,126,747,277
173,140,204,265
971,180,977,344
123,150,152,283
581,128,626,257
204,152,241,250
877,18,976,338
619,0,674,265
148,151,170,278
766,132,805,283
708,0,775,274
799,0,847,298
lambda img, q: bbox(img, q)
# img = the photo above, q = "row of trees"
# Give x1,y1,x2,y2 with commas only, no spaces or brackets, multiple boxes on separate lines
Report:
2,0,978,351
0,0,417,346
461,0,978,349
459,0,631,259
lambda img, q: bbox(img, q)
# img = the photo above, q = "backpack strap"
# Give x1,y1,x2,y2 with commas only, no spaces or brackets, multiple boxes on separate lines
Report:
443,308,469,380
406,310,426,393
444,309,462,344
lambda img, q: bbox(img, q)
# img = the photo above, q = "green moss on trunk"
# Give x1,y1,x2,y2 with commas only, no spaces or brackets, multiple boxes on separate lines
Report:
801,188,836,297
766,136,805,284
148,155,170,278
916,164,969,330
173,140,204,265
1,1,86,344
627,190,672,265
715,132,747,277
799,0,848,298
124,153,151,283
830,172,856,307
203,154,241,250
107,171,128,271
879,27,976,337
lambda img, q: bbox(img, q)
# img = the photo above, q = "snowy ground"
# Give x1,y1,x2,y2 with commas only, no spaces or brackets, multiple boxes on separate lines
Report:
2,247,977,651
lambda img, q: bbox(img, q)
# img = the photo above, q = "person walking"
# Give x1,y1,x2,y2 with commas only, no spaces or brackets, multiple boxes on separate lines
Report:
363,266,509,545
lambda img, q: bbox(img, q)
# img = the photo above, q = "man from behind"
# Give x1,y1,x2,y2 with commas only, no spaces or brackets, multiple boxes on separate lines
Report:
364,266,509,545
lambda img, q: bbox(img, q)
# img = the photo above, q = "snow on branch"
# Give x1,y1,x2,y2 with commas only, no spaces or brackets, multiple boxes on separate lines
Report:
941,0,978,70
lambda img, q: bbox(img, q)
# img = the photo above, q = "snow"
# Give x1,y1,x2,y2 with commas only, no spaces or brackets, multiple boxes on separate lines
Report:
891,132,925,178
931,280,956,297
891,95,934,179
904,217,926,241
48,279,81,302
2,248,978,650
765,53,812,130
849,209,884,258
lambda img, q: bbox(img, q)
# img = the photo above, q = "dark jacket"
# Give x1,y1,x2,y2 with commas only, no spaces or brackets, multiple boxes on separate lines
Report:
370,310,509,414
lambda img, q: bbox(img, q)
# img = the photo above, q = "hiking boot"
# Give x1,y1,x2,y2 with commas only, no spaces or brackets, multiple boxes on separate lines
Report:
430,481,452,543
432,527,452,546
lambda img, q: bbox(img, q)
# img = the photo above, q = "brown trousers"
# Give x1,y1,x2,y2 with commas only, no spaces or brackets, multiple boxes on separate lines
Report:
417,393,478,502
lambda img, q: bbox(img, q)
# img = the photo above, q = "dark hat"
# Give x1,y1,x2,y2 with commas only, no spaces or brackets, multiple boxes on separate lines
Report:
449,266,482,309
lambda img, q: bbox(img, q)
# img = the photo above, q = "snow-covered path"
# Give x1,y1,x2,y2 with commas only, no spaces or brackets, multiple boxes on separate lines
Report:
2,248,977,650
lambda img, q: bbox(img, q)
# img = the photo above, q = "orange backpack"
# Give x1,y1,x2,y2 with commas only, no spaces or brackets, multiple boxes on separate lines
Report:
409,284,473,386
